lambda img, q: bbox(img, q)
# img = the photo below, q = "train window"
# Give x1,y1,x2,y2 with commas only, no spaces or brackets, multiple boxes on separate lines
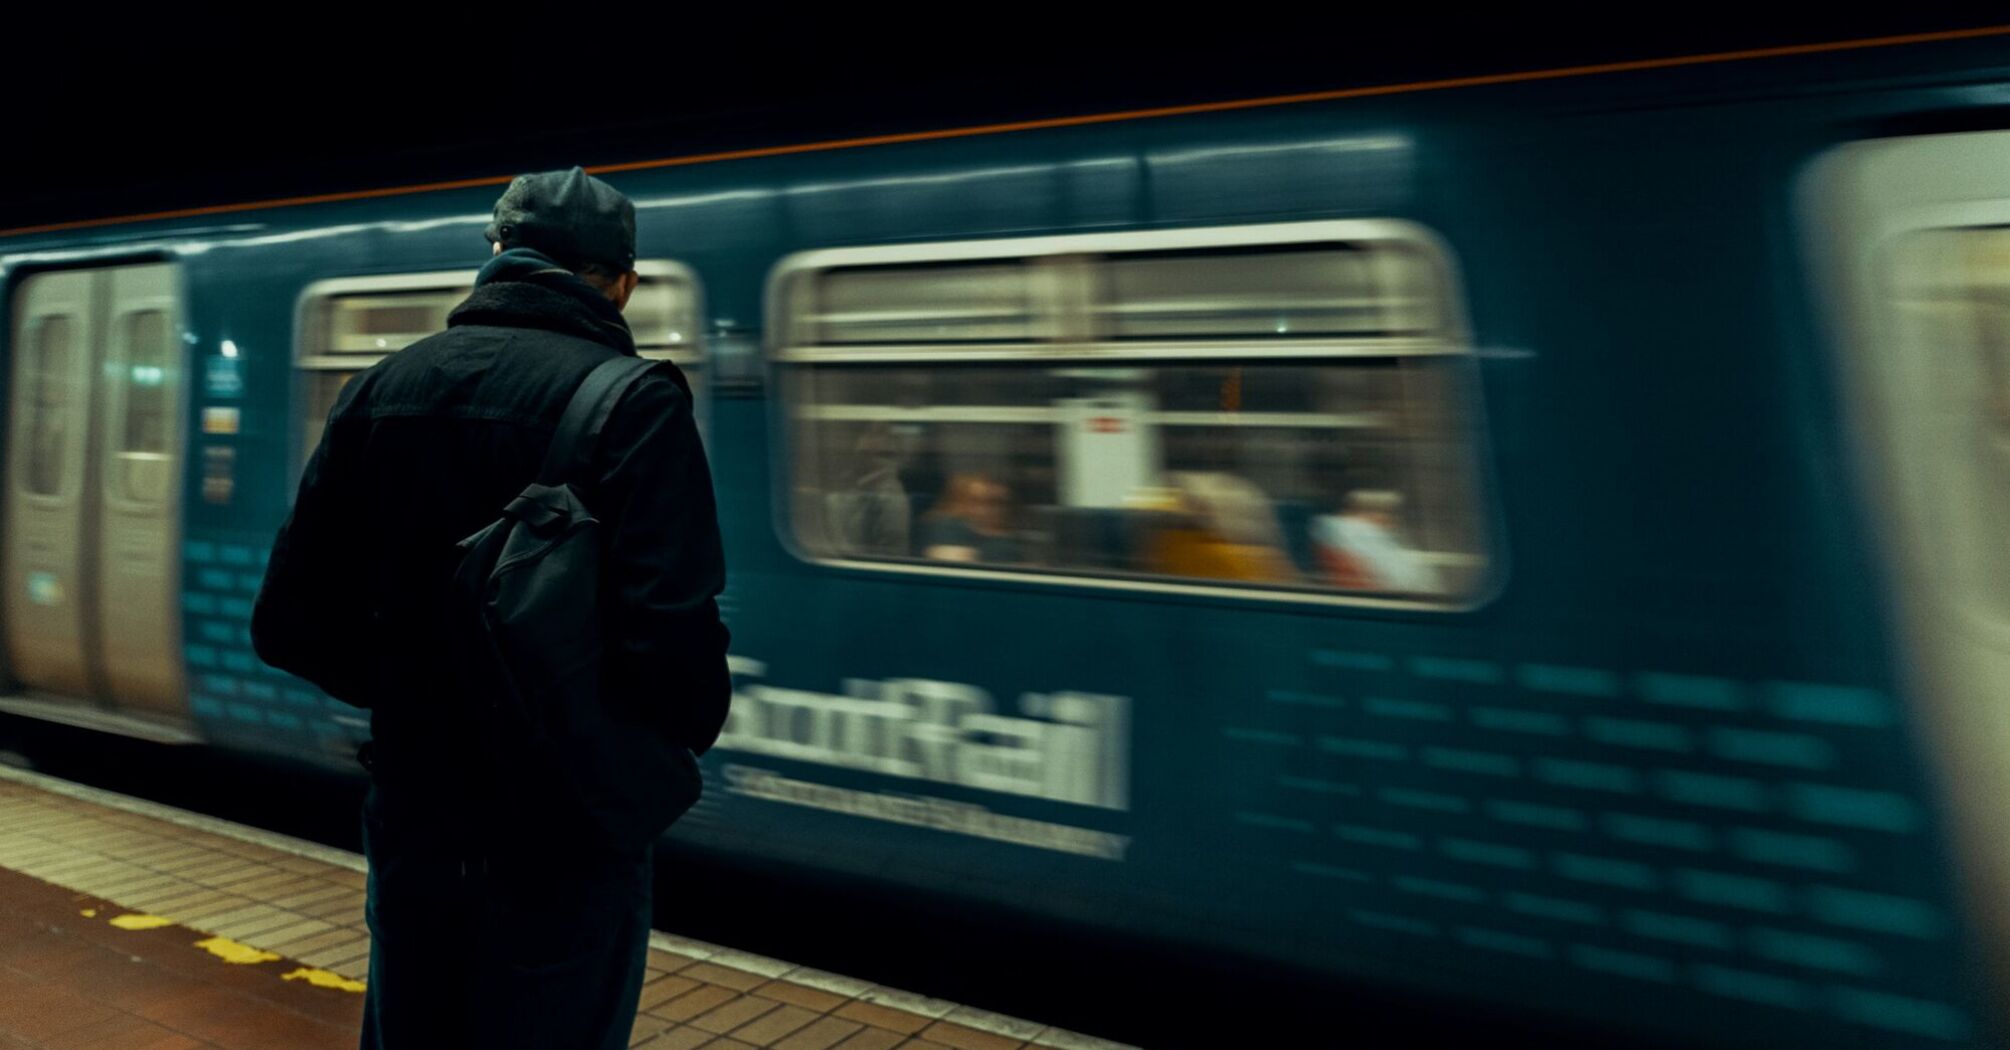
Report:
319,291,462,355
297,273,468,457
296,264,704,459
23,316,75,497
625,270,703,358
772,221,1491,606
1886,225,2010,622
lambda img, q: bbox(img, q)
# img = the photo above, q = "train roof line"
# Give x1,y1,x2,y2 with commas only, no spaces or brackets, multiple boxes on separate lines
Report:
3,23,2008,241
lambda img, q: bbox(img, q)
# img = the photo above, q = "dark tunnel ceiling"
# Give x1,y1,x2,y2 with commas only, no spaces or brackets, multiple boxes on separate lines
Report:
2,13,2001,231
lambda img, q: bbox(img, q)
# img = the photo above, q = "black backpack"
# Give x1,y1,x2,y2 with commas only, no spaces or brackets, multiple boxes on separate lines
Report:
451,354,701,855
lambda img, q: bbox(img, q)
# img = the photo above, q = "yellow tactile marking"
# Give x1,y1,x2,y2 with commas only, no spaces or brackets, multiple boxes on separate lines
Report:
194,935,284,965
70,888,363,993
107,912,174,930
282,967,368,993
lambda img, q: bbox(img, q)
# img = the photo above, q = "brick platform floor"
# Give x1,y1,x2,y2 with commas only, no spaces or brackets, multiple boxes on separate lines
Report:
0,767,1130,1050
0,863,359,1049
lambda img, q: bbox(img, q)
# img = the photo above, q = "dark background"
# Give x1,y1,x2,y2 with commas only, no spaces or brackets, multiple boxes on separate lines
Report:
6,12,2004,232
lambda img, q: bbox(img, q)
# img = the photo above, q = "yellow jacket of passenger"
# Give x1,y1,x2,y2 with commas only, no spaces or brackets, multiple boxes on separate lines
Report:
1146,528,1295,583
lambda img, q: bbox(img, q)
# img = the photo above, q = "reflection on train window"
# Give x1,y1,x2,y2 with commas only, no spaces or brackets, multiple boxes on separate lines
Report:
24,316,75,497
296,266,704,460
775,224,1490,603
1887,226,2010,621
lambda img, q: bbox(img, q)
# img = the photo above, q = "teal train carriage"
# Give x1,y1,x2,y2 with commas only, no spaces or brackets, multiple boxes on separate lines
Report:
4,29,2010,1049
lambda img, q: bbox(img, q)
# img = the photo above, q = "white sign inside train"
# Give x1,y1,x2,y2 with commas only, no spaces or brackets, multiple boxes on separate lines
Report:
717,656,1130,811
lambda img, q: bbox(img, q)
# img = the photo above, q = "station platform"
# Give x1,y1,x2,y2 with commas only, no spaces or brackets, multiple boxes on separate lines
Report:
0,765,1131,1050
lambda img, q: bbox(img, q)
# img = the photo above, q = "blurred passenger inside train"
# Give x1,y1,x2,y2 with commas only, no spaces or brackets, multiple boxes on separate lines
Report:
825,423,912,557
918,470,1022,563
1142,471,1295,582
1313,488,1442,594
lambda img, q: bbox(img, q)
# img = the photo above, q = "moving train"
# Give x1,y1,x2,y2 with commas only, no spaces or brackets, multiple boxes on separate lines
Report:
6,26,2010,1049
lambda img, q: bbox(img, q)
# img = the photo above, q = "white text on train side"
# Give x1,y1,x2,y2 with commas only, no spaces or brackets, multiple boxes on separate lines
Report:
717,657,1130,810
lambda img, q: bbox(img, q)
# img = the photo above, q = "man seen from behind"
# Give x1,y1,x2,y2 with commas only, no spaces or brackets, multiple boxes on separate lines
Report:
252,167,731,1050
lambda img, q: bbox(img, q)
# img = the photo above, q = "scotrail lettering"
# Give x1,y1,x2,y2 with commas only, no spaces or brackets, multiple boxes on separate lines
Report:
717,656,1129,810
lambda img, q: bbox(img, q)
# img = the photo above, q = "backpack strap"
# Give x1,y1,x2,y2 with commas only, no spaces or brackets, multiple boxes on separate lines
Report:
537,355,658,486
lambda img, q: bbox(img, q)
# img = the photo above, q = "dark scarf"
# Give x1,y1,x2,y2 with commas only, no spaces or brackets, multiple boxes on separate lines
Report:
447,247,636,356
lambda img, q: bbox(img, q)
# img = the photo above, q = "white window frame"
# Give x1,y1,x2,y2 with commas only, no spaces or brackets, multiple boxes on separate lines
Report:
765,218,1498,611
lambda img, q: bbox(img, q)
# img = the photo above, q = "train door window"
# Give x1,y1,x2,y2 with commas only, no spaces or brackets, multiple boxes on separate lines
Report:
296,263,705,461
109,309,173,503
22,316,76,496
771,221,1493,607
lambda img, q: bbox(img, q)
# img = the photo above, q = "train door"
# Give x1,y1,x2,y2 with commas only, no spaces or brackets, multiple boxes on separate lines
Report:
1812,129,2010,987
3,262,186,723
97,265,184,715
5,271,97,696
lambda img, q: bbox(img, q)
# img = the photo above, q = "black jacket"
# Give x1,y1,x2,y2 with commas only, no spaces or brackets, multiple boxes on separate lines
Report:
252,251,731,782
